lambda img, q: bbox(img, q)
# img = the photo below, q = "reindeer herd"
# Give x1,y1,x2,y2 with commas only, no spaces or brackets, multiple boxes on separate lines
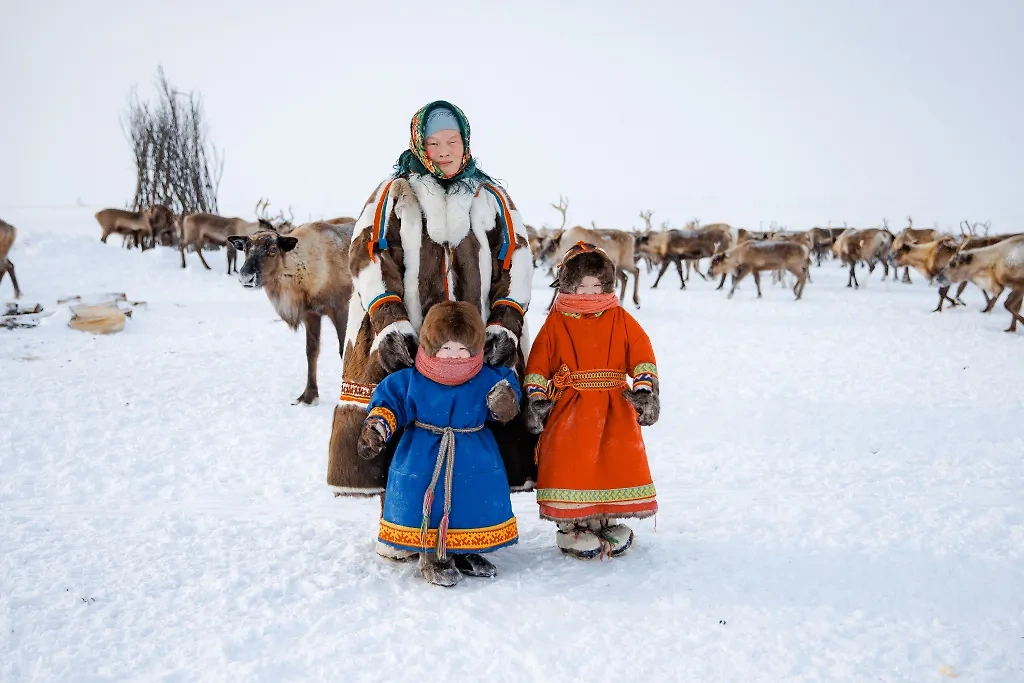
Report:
0,197,1021,406
528,200,1024,333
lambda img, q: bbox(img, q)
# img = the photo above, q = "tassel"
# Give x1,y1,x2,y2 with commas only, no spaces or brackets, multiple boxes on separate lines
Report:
420,489,434,551
437,512,450,560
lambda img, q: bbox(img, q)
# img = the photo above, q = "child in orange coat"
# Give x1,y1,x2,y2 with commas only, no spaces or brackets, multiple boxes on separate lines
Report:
524,242,660,559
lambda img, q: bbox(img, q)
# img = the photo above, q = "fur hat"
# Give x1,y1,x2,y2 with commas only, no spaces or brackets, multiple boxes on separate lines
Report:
552,241,617,294
419,301,486,356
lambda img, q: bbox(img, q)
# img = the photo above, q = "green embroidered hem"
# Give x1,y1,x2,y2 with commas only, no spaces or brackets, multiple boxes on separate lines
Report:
536,484,657,504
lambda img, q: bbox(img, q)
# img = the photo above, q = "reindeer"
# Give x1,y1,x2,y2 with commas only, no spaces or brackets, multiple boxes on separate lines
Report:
229,222,353,404
892,237,965,311
935,235,1024,332
807,226,844,266
0,218,21,299
536,225,641,309
890,216,941,284
834,226,896,288
636,223,733,289
708,241,810,300
180,200,274,273
94,207,158,249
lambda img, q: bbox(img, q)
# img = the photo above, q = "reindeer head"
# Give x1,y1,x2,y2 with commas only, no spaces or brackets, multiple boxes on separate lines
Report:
229,230,298,289
707,253,731,278
934,251,975,287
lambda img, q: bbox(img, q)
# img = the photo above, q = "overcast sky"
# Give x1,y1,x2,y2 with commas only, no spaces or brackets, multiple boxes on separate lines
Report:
2,0,1021,233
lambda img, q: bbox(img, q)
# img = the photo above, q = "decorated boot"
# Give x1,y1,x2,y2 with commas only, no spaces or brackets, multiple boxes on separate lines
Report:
556,522,602,559
453,553,498,578
593,518,634,557
376,541,418,563
420,554,462,588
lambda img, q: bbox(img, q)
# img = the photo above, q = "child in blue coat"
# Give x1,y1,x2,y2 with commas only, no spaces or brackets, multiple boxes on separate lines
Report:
357,301,521,587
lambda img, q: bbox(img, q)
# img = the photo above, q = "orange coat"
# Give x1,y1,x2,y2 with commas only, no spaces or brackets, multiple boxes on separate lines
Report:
524,306,658,522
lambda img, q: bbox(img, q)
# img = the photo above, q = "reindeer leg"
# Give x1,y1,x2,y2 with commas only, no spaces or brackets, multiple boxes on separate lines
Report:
295,312,322,405
692,260,708,281
4,260,20,299
716,273,726,290
753,271,763,298
982,285,1003,313
1003,288,1024,333
195,241,213,270
328,305,349,361
675,259,685,289
617,270,627,303
180,240,188,268
954,281,968,306
934,286,950,312
652,259,671,289
630,265,641,309
727,267,747,299
846,261,855,288
227,244,236,275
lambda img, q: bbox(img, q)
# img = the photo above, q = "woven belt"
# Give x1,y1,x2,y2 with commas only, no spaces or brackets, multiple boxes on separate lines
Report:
413,420,485,560
547,364,628,402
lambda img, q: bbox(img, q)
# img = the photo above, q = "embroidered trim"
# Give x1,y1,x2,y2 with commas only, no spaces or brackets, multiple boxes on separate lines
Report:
368,407,397,439
477,183,517,270
559,310,606,319
368,292,402,316
492,297,526,316
340,379,377,404
633,362,658,377
524,373,549,398
536,484,658,504
378,518,519,552
368,180,396,262
547,365,627,401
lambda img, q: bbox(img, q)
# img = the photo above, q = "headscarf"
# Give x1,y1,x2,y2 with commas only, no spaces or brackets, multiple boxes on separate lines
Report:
392,100,496,189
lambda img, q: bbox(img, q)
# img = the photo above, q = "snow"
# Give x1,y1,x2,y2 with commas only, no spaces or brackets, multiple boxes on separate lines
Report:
2,208,1023,682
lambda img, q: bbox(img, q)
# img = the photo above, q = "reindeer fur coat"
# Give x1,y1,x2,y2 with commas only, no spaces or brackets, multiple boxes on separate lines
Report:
326,173,538,496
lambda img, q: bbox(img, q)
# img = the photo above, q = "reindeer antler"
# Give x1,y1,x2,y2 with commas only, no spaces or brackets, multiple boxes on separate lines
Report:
639,210,654,232
906,215,913,229
550,196,569,231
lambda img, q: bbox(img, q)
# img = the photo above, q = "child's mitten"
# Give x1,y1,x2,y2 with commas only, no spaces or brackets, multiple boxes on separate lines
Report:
486,380,520,423
525,396,554,434
357,420,388,460
623,378,660,426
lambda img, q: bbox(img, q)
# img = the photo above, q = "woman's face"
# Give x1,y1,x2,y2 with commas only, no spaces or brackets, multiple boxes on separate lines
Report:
424,129,464,178
575,276,604,295
436,340,471,359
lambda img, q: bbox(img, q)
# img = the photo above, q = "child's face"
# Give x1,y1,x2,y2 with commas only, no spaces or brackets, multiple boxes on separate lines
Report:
436,341,471,359
575,276,604,295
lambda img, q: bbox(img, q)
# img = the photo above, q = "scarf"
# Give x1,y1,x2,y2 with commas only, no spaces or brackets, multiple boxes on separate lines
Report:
415,346,484,386
552,292,621,315
392,100,496,187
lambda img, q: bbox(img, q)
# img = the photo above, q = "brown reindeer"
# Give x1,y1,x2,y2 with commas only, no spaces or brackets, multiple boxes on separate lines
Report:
935,235,1024,332
807,227,844,266
891,217,940,284
892,237,965,311
229,222,353,404
708,241,809,300
180,210,272,273
0,218,21,299
94,207,157,249
636,222,733,289
536,226,640,309
834,227,896,288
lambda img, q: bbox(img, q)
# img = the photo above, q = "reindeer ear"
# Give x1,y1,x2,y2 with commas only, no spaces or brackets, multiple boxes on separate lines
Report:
278,236,299,252
227,236,248,251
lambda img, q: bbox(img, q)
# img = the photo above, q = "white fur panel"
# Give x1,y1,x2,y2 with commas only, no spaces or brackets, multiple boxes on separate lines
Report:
395,188,424,331
469,193,495,319
408,174,473,246
354,256,386,312
370,319,416,353
340,288,365,368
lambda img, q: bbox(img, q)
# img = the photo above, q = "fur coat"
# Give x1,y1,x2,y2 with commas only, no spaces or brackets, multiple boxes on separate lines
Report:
327,173,537,496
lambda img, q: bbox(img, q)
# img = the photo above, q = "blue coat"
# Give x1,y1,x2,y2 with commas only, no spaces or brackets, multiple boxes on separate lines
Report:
371,365,520,555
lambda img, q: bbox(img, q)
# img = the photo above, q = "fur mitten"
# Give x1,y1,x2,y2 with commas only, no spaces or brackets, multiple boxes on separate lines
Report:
486,380,520,423
357,420,387,460
622,378,660,426
377,326,418,373
525,396,554,434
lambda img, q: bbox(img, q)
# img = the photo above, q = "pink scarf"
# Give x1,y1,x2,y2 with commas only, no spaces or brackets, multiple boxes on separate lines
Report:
415,346,484,386
552,292,620,315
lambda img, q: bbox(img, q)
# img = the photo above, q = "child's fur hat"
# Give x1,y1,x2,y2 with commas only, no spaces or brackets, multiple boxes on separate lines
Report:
419,300,486,356
552,241,616,294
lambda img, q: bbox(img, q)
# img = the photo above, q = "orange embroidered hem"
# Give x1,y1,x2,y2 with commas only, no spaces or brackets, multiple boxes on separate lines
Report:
378,518,519,553
539,500,658,522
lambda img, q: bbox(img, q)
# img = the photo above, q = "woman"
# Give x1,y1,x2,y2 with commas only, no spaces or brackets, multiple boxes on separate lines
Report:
326,101,537,577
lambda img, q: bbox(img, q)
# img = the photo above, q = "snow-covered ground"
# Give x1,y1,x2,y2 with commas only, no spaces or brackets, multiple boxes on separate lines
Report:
2,208,1022,682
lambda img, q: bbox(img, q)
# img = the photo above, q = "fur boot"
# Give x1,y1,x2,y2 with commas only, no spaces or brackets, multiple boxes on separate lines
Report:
555,521,602,560
593,518,634,557
420,553,462,587
452,553,498,578
376,541,418,562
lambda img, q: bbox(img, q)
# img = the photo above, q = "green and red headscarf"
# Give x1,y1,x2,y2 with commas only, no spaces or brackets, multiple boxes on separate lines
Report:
392,100,495,187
